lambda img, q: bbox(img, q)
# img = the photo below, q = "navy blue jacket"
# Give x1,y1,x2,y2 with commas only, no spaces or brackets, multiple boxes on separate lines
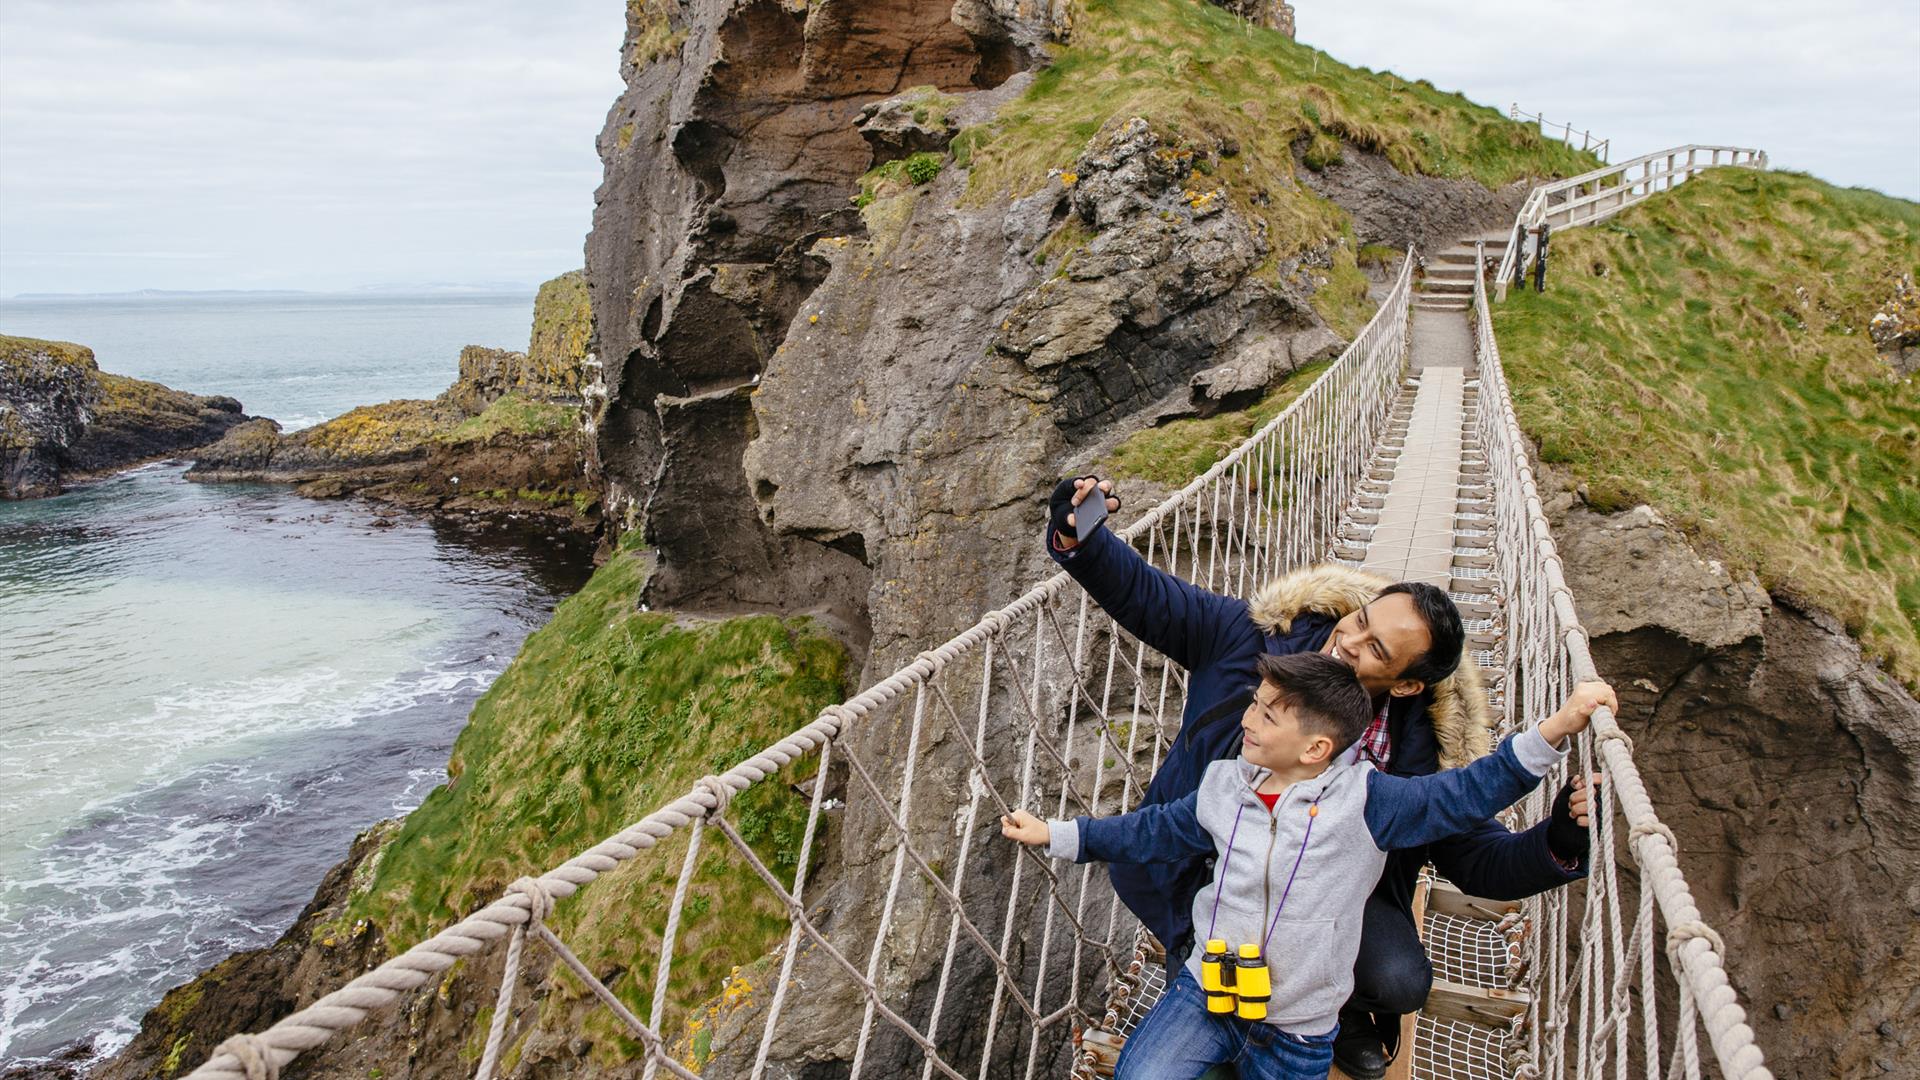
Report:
1048,523,1584,967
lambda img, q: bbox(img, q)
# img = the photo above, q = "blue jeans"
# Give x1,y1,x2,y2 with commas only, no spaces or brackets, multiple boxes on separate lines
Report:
1115,968,1337,1080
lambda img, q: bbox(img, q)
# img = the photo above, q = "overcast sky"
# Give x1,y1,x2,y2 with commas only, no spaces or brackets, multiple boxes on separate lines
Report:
3,0,1914,297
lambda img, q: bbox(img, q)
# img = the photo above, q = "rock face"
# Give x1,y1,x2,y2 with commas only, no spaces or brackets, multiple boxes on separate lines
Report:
0,334,251,499
584,0,1067,627
1871,271,1918,377
1214,0,1295,36
1543,478,1920,1080
1293,143,1529,260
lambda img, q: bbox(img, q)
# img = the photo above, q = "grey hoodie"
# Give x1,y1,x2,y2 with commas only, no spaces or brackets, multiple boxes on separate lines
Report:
1048,726,1565,1035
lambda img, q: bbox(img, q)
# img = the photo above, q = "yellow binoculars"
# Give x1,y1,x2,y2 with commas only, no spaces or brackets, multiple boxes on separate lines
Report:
1199,939,1273,1021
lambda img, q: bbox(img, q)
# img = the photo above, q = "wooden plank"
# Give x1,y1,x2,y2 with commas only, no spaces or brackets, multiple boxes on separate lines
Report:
1424,979,1531,1027
1427,879,1521,922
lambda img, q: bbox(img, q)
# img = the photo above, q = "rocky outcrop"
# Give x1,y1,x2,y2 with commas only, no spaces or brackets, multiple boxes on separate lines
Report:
1543,474,1920,1080
1871,271,1918,377
1213,0,1294,36
188,397,596,530
1293,143,1529,260
187,269,600,529
1,334,250,499
584,0,1066,624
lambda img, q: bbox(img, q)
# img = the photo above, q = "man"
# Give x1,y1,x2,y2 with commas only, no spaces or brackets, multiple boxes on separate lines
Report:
1046,477,1594,1080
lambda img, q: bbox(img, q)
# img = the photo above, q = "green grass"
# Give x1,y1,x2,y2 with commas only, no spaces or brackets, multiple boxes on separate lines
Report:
1493,168,1920,688
1109,358,1329,484
950,0,1595,335
339,549,850,1061
441,393,578,444
852,151,945,209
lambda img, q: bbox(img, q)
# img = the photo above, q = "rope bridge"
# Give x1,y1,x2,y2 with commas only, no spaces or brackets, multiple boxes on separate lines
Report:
190,168,1770,1080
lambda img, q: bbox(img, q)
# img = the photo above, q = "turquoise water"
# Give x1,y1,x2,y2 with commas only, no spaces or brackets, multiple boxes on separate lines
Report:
0,293,593,1064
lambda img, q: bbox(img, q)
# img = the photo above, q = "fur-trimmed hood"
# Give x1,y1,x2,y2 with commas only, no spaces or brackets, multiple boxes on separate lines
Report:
1247,564,1492,770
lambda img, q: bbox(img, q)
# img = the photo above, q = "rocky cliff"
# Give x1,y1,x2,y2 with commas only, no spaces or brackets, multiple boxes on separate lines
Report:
1542,478,1919,1079
0,334,250,499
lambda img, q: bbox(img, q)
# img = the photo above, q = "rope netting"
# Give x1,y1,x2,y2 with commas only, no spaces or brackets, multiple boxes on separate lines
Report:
1466,260,1771,1080
186,214,1767,1080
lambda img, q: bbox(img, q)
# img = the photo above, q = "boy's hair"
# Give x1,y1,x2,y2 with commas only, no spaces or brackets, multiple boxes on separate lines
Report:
1254,651,1376,755
1377,581,1465,689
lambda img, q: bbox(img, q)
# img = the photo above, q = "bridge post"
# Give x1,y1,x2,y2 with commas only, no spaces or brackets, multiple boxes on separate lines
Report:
1534,223,1549,293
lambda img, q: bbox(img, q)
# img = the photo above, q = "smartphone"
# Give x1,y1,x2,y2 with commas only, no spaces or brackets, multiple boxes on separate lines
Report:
1075,485,1110,542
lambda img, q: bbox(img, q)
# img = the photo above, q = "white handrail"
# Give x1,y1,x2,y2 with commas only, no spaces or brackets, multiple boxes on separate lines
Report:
1494,144,1767,298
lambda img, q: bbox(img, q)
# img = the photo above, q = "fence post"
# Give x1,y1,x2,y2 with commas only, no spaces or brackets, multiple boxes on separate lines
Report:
1534,223,1550,293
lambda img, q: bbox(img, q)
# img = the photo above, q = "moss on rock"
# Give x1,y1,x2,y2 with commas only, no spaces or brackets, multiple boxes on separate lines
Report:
528,270,592,393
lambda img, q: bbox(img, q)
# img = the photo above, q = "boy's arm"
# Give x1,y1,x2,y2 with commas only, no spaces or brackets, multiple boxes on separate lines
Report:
1364,727,1566,850
1047,511,1252,673
1020,791,1212,865
1366,681,1614,851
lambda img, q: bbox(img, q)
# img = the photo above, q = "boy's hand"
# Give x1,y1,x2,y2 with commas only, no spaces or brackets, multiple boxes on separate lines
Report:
1539,680,1618,745
1001,810,1051,846
1049,476,1121,551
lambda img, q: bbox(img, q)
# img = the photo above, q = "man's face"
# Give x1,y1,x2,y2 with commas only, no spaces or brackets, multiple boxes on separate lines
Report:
1240,680,1327,771
1319,592,1433,698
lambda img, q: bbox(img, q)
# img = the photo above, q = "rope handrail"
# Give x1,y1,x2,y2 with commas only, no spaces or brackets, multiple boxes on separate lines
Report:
1494,143,1767,297
184,258,1416,1079
1470,258,1773,1080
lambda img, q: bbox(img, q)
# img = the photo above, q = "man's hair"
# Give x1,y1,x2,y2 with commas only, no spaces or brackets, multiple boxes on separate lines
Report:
1253,652,1375,755
1377,581,1465,690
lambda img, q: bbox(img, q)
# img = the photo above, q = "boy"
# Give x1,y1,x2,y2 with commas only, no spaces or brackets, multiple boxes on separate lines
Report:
1002,652,1615,1080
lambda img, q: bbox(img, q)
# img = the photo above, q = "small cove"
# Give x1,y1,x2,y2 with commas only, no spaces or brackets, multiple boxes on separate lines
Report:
0,292,593,1064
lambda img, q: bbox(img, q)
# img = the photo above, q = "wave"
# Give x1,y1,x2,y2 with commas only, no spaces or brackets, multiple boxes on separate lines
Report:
0,655,504,1062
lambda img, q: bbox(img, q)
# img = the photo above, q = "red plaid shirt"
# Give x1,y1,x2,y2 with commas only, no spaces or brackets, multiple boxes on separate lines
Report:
1354,701,1392,768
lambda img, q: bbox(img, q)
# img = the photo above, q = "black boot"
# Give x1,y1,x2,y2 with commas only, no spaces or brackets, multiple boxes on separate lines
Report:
1332,1007,1391,1080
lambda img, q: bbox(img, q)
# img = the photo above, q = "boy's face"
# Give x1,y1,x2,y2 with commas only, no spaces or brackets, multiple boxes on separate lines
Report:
1240,680,1334,772
1320,592,1433,698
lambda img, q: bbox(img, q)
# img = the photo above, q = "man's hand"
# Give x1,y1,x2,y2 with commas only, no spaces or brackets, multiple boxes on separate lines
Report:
1001,810,1051,846
1546,772,1603,863
1049,476,1121,552
1538,680,1617,746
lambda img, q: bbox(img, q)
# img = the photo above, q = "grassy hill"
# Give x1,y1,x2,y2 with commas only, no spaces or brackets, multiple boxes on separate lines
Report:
1493,169,1920,687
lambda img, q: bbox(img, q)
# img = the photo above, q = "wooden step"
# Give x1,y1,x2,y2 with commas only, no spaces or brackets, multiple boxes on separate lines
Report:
1428,880,1522,922
1425,978,1531,1026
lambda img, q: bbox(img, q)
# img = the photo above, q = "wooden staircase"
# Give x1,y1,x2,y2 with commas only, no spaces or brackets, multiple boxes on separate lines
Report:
1413,232,1512,312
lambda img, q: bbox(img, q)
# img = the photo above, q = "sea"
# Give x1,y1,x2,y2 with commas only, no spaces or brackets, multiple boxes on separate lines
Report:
0,292,598,1066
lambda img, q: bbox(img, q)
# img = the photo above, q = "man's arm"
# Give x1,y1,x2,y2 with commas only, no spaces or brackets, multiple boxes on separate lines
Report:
1045,489,1252,672
1427,818,1583,900
1002,791,1212,865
